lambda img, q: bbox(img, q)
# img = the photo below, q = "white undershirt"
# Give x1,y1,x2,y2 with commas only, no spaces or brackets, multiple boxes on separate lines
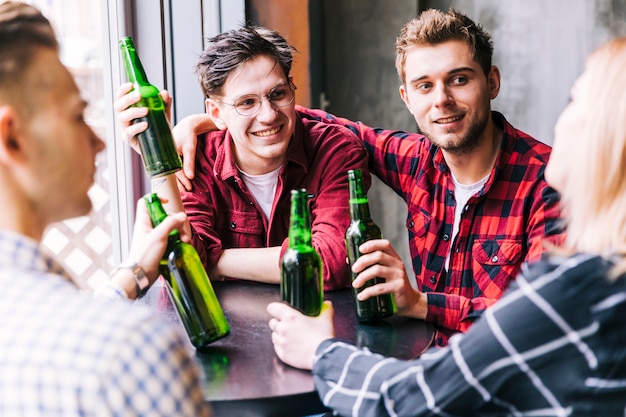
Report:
445,172,490,270
239,165,282,221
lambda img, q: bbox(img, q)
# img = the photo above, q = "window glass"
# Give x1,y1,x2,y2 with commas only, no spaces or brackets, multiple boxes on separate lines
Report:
27,0,113,291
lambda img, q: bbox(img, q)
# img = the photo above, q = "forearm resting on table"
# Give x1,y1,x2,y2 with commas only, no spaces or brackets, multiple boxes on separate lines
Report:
213,247,282,284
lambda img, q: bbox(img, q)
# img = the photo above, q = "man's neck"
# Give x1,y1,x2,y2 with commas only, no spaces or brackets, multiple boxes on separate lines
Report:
442,123,503,185
0,178,45,242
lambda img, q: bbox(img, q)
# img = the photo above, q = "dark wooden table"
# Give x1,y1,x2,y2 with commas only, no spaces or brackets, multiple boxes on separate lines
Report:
143,280,434,417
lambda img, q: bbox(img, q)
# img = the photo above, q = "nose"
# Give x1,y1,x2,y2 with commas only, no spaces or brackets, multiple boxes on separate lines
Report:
432,83,454,107
256,95,279,121
90,127,106,154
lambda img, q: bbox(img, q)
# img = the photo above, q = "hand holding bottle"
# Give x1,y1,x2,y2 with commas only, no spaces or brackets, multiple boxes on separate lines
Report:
109,198,188,299
345,169,395,321
267,300,335,371
350,238,428,320
114,82,173,153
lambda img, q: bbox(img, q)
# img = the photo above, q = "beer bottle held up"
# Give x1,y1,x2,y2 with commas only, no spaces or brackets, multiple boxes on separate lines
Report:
345,169,396,321
119,37,182,177
281,189,323,316
144,193,229,348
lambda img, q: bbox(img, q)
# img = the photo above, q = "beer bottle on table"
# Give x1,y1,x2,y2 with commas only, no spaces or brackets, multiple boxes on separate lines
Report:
119,37,182,178
280,189,323,316
345,169,396,321
144,193,230,348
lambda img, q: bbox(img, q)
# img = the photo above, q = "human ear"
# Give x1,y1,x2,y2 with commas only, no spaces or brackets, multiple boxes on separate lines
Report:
205,99,227,130
398,84,413,114
487,66,501,100
0,106,23,164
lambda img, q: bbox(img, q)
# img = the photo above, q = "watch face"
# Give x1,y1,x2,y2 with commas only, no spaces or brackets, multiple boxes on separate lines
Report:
126,262,149,298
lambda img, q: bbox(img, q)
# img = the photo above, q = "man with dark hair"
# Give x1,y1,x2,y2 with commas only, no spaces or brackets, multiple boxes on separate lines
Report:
0,2,211,415
115,25,370,291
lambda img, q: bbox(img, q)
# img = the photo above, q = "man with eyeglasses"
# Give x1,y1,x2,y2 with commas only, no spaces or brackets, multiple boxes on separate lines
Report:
115,25,369,290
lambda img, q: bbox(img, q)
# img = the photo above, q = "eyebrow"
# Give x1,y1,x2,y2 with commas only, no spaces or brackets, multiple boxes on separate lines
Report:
232,81,290,98
407,67,477,85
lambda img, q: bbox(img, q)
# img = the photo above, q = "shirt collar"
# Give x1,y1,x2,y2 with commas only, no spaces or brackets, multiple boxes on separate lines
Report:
0,230,75,284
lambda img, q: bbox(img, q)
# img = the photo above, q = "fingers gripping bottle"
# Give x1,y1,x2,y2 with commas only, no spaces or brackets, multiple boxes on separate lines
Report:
280,189,324,316
345,169,396,321
144,193,229,348
119,37,182,177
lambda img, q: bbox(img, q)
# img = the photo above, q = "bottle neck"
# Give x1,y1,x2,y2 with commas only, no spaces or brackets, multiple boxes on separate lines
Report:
348,171,371,221
349,198,372,222
288,193,313,249
120,41,149,85
144,193,182,243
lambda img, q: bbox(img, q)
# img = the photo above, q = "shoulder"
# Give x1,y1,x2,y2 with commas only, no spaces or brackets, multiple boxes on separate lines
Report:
199,129,228,154
495,112,552,164
521,253,615,296
296,109,365,150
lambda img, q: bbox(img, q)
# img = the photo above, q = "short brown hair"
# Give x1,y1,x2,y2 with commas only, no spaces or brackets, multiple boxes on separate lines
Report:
394,8,494,84
0,1,57,97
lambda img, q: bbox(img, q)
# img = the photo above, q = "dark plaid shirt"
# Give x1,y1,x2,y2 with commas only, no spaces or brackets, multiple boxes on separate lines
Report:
313,254,626,416
298,107,564,341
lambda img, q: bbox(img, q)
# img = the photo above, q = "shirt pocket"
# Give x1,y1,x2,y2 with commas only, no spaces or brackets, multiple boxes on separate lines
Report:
472,239,523,265
406,210,431,239
471,238,524,297
217,209,265,248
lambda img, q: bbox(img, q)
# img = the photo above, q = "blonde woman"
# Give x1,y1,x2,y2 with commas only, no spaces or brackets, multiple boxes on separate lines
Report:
268,37,626,416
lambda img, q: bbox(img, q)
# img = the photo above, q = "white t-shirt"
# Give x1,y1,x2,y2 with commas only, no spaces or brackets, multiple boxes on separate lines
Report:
239,165,282,221
446,173,490,270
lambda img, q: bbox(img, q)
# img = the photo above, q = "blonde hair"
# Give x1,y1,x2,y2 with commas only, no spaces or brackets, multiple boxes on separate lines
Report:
560,37,626,276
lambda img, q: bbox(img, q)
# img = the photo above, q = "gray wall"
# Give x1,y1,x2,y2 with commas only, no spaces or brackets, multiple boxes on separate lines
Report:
320,0,626,281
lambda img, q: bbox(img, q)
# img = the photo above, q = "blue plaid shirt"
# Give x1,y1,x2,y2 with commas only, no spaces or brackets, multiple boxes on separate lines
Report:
312,253,626,416
0,231,211,416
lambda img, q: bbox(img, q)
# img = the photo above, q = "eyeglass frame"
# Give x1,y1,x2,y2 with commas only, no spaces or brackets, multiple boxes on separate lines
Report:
214,81,297,117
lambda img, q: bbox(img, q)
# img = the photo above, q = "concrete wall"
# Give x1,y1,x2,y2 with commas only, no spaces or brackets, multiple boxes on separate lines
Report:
320,0,626,280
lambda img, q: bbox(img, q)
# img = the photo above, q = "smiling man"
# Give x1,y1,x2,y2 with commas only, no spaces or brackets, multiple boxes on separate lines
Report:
290,8,564,344
115,25,369,290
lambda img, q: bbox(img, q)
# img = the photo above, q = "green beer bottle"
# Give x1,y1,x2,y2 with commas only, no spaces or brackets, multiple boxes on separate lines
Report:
345,169,396,321
280,189,323,316
144,193,230,348
119,37,182,178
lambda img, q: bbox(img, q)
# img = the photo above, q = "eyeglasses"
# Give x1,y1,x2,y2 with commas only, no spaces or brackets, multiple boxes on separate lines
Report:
219,82,297,116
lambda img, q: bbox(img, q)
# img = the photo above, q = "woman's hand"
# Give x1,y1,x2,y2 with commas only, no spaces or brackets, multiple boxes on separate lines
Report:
267,300,335,370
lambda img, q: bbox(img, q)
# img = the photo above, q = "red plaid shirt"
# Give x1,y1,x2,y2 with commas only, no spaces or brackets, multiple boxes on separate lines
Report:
298,106,564,343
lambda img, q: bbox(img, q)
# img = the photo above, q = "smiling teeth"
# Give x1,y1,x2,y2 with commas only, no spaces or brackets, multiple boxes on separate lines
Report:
255,127,281,137
437,115,462,124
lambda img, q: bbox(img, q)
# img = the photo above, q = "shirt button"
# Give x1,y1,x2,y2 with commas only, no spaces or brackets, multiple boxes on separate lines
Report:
491,255,499,263
455,247,460,253
408,221,414,228
464,205,470,212
442,234,449,241
230,222,236,229
429,275,436,284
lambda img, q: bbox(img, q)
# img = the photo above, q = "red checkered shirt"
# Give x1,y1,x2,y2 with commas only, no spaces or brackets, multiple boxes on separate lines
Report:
298,106,565,344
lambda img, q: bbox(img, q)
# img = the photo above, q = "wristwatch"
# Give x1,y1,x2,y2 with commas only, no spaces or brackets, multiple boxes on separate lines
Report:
112,261,149,299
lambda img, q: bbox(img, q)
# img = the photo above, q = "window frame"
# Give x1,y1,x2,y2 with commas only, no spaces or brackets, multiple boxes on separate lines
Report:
104,0,244,264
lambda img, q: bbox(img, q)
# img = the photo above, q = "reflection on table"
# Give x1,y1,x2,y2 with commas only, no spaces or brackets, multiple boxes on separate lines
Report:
143,279,434,417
